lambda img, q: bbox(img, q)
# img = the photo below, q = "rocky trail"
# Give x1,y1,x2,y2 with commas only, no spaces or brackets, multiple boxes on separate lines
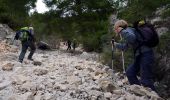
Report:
0,24,163,100
0,40,162,100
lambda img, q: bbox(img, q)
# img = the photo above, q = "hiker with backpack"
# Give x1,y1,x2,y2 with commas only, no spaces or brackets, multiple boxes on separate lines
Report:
112,19,159,91
72,39,77,51
14,27,36,63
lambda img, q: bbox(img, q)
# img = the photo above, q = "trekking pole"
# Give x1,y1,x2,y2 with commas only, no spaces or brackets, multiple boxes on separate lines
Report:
120,35,126,74
111,37,115,70
121,51,125,74
111,44,114,70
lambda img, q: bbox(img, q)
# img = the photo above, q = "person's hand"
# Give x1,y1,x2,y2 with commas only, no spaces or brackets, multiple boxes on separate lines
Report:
115,27,123,34
111,39,115,44
111,37,115,46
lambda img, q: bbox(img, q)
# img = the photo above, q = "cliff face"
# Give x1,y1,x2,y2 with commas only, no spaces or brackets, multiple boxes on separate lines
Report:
154,32,170,98
0,24,15,41
150,5,170,36
150,6,170,98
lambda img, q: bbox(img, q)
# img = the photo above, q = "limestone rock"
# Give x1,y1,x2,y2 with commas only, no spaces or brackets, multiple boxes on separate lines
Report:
53,83,68,92
129,85,147,96
129,85,162,99
87,90,103,99
11,75,30,85
0,81,11,90
93,74,102,80
2,63,14,71
87,68,94,72
98,79,116,92
8,95,22,100
104,92,112,98
75,66,83,70
125,94,136,100
117,80,124,87
37,84,45,91
20,92,35,100
0,76,4,83
113,89,123,95
19,82,36,92
44,93,53,100
33,61,42,66
34,94,42,100
68,76,82,85
33,68,48,76
117,96,126,100
95,70,103,76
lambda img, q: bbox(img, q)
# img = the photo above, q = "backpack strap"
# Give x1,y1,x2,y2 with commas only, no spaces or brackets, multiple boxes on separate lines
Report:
133,27,145,55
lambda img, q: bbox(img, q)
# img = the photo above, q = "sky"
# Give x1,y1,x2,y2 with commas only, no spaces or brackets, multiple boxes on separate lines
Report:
36,0,48,13
29,0,49,14
36,0,49,13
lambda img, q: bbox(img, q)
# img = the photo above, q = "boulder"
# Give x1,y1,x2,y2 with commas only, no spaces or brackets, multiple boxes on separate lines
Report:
113,89,123,95
104,92,112,98
37,41,51,50
33,68,48,76
11,75,30,85
98,79,116,92
129,85,162,99
0,24,15,43
33,61,42,66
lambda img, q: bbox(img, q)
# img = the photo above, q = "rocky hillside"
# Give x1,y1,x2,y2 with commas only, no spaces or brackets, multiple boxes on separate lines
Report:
150,6,170,98
0,24,162,100
150,5,170,36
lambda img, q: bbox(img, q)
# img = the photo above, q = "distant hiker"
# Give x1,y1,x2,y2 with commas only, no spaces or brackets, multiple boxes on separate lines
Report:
67,40,71,50
14,27,36,63
112,20,158,91
72,39,77,51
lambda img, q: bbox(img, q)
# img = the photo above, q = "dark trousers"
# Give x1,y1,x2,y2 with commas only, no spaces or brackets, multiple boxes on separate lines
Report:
126,51,156,91
67,45,71,50
19,41,36,62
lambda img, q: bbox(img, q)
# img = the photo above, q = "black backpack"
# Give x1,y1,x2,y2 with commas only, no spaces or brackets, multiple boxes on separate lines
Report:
133,20,159,48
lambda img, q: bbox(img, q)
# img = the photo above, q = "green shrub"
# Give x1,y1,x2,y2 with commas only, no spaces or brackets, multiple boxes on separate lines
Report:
82,34,102,52
161,8,170,18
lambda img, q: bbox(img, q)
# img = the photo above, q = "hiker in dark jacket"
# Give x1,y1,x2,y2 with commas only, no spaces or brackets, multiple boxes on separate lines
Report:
112,20,156,91
17,27,36,63
67,40,71,50
72,39,77,51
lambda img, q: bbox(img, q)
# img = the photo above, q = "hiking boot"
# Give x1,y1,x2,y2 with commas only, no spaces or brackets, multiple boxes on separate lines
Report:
19,60,23,63
28,58,34,61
